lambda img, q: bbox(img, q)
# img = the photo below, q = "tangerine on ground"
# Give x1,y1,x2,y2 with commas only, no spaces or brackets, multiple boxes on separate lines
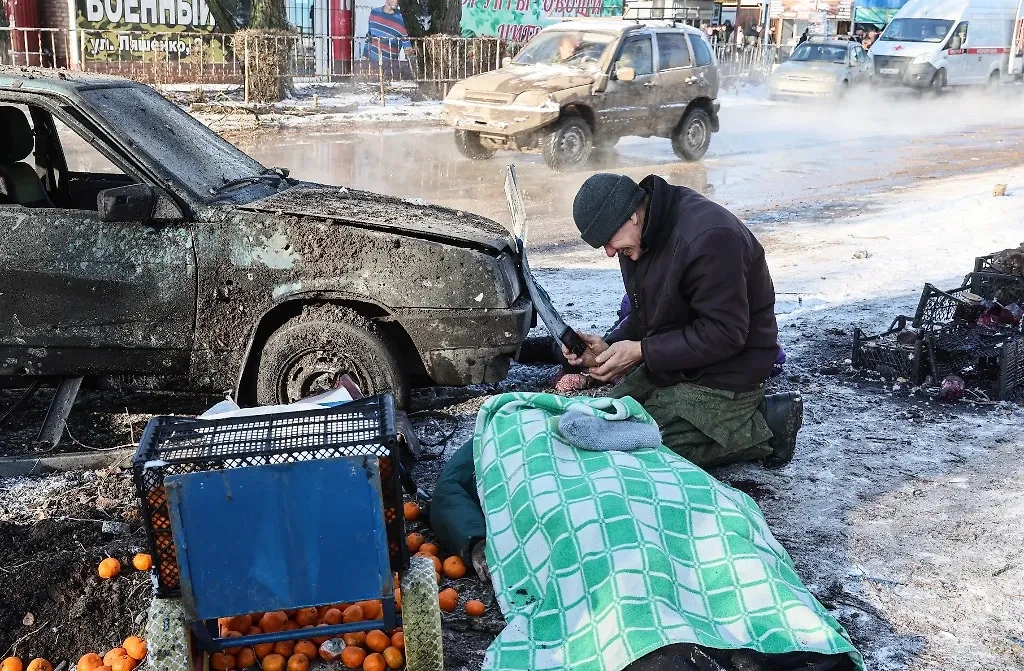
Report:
109,656,136,671
253,641,274,660
77,654,103,671
261,654,286,671
272,640,294,657
293,641,317,660
342,632,366,647
415,552,442,573
236,649,256,669
1,659,22,671
26,661,52,671
403,501,420,520
320,608,343,626
390,631,404,650
260,611,288,633
287,653,309,671
294,607,318,627
439,587,459,612
362,653,386,671
443,556,467,579
466,599,486,616
382,647,404,670
102,650,126,667
342,604,364,624
365,630,389,653
419,542,440,556
123,636,147,661
98,558,121,579
341,646,366,669
131,554,152,571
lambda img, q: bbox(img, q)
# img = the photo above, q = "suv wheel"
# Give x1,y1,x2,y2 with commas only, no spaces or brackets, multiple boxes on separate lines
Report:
255,304,410,407
454,130,495,160
930,69,947,95
671,108,712,162
542,116,593,171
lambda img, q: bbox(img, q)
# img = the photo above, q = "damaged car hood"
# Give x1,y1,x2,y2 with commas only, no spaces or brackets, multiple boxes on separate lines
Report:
239,185,515,253
461,64,596,96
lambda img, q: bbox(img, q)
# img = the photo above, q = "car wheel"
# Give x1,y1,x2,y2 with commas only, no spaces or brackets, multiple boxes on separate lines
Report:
986,70,1000,93
671,108,712,162
255,303,410,408
835,79,850,98
454,129,495,160
930,69,947,95
542,116,593,171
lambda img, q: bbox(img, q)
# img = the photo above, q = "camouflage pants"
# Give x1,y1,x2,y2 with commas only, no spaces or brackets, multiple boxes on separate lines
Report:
610,366,773,468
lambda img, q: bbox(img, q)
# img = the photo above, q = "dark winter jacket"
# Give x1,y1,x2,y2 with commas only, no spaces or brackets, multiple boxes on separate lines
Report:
605,175,780,393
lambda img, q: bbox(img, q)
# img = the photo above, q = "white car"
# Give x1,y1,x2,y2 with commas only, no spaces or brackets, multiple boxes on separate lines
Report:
769,39,872,99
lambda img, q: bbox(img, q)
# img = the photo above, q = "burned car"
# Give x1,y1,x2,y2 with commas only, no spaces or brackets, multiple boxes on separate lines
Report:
442,20,721,171
0,68,533,408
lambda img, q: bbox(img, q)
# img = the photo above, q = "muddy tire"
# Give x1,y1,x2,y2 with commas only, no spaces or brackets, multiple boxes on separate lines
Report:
401,555,444,671
671,108,712,162
454,130,495,160
254,303,410,408
542,116,593,171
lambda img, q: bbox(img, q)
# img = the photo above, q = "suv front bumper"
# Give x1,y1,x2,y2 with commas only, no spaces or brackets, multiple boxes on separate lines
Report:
442,99,560,138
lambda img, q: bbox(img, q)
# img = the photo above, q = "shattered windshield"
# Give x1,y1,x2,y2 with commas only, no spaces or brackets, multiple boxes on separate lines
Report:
78,85,276,202
879,18,953,43
789,43,847,63
512,31,617,70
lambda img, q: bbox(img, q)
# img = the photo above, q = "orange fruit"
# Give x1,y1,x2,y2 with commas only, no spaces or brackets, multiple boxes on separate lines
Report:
246,627,263,636
365,630,390,653
443,556,467,579
98,558,121,579
390,631,404,650
131,554,152,571
77,654,103,671
123,637,147,661
403,502,420,520
227,615,252,633
282,621,300,632
341,646,366,669
382,647,404,670
284,610,297,618
261,654,285,671
260,611,288,633
26,662,52,671
236,648,256,669
209,653,233,671
357,600,382,620
342,604,364,624
363,653,385,671
217,618,232,636
318,639,344,662
312,624,332,645
273,640,294,657
406,533,425,552
466,599,486,616
294,641,318,659
102,650,126,667
415,552,442,573
110,657,136,671
1,659,23,671
249,612,264,624
224,632,243,654
439,588,459,612
286,654,309,671
342,632,366,647
294,607,318,627
320,608,343,625
253,641,274,660
394,588,402,611
419,543,440,556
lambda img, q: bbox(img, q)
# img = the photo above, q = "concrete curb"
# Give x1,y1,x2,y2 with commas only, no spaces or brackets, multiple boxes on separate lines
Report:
0,448,135,477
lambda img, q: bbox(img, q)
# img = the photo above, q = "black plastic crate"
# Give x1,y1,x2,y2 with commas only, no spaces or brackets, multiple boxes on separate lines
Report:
852,315,929,384
967,271,1024,307
974,252,1024,275
912,283,983,329
926,321,1024,401
132,394,404,598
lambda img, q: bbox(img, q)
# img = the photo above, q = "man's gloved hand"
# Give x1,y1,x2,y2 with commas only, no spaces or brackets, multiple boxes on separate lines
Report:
590,340,643,382
562,332,609,369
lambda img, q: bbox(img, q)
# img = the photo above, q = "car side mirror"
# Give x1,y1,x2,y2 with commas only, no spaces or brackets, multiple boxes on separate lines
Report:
98,183,158,222
616,65,636,81
502,56,512,67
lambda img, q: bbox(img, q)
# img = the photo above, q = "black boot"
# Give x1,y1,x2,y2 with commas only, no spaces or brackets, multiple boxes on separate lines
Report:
759,391,803,468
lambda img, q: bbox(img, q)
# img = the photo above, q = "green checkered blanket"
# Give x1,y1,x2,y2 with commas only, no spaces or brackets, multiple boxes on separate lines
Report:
472,392,863,671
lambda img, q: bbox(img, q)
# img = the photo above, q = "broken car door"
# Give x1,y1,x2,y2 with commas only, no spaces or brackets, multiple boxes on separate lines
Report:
0,98,196,377
599,32,657,137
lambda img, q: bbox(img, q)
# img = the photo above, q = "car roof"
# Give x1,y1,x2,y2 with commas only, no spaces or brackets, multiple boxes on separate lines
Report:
544,18,704,36
804,38,858,47
0,66,139,95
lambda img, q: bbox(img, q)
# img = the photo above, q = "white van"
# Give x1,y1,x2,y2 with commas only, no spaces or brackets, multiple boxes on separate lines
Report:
869,0,1018,91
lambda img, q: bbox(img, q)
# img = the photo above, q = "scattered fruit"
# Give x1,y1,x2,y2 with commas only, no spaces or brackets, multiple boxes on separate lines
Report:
390,631,404,650
102,650,126,667
261,653,286,671
236,648,256,669
294,607,318,627
342,632,367,648
273,640,295,657
131,553,152,571
223,632,243,655
318,639,344,662
254,640,274,660
403,501,420,520
1,658,22,671
419,543,440,556
357,600,382,620
98,558,121,579
26,661,52,671
382,646,404,670
209,652,234,671
293,641,318,660
77,654,103,671
342,605,364,624
320,608,343,625
362,653,386,671
312,624,332,645
341,646,366,669
365,630,389,654
287,653,309,671
443,555,467,579
465,599,486,616
260,611,288,633
439,587,459,612
227,615,252,633
123,637,147,661
406,532,425,552
415,552,442,573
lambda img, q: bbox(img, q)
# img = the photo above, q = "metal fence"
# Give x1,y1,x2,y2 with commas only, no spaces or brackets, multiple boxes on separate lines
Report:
714,43,780,86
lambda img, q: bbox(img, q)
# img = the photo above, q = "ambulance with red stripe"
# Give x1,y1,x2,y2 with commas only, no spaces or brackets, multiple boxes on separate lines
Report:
869,0,1020,91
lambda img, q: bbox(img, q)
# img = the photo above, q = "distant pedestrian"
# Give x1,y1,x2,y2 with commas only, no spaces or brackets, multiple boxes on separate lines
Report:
798,29,809,44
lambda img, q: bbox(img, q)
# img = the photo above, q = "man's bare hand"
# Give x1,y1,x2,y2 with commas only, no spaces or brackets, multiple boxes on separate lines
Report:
562,332,609,369
590,340,643,382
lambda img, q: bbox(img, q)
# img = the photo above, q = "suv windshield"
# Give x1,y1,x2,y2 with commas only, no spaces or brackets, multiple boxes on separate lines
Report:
513,30,617,70
879,18,953,43
789,43,847,63
78,84,278,203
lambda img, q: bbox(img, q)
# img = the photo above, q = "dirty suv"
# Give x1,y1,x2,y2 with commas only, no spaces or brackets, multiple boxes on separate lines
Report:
0,69,533,407
442,20,721,171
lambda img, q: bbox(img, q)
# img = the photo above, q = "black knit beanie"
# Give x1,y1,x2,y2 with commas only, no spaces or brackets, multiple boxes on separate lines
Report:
572,173,647,248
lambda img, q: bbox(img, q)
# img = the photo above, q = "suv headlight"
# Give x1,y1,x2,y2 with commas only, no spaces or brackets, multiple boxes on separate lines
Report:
512,90,557,109
913,53,931,65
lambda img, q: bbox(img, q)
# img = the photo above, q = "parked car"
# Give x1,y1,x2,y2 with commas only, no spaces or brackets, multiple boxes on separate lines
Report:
769,38,872,99
442,20,722,171
0,68,534,408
